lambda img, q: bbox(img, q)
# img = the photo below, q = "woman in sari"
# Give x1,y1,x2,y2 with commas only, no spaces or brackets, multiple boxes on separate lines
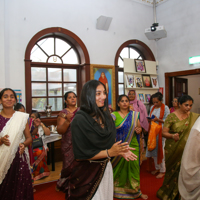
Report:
128,90,149,164
30,111,50,181
14,103,35,191
157,95,199,200
56,91,79,192
170,97,179,113
0,88,33,200
146,92,170,179
111,94,148,199
62,80,137,200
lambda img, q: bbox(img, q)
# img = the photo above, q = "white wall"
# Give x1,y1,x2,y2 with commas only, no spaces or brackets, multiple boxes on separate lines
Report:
178,75,200,113
0,0,5,88
0,0,157,104
156,0,200,90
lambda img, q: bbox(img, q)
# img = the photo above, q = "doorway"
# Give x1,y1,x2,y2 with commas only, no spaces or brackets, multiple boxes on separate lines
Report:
165,68,200,110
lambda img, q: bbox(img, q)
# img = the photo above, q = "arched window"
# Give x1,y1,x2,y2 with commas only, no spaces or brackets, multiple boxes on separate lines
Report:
115,40,155,96
118,47,144,68
25,27,90,114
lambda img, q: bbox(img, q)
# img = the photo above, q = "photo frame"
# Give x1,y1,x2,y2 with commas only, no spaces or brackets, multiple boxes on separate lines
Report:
145,94,151,103
134,75,143,88
125,74,136,88
151,75,159,88
142,75,152,88
159,87,163,95
138,93,145,103
90,64,116,110
134,59,146,73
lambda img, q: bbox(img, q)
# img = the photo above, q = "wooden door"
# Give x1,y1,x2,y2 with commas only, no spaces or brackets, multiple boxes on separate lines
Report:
174,77,188,98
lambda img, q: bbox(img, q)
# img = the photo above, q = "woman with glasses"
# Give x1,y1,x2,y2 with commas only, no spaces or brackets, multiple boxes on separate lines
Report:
170,97,179,113
128,90,149,164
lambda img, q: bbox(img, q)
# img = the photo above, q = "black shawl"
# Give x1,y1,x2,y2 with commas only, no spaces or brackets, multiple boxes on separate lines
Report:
71,110,116,159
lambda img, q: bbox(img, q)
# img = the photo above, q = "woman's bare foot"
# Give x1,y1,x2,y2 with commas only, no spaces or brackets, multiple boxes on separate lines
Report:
141,194,148,199
151,170,159,175
55,186,60,192
156,172,165,179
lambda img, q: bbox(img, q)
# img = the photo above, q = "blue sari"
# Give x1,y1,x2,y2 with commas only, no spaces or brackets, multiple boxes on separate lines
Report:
111,110,142,199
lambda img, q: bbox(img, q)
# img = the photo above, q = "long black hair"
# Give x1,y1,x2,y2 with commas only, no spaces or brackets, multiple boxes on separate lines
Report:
80,80,112,126
0,88,17,102
116,94,129,111
64,91,77,108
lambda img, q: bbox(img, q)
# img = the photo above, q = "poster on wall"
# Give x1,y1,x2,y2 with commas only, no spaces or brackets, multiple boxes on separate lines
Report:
14,89,22,103
90,64,116,110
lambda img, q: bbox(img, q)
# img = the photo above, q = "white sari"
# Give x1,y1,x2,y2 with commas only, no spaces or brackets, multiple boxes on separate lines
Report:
178,116,200,200
0,111,29,184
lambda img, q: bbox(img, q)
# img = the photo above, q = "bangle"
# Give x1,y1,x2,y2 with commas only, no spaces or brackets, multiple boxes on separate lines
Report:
65,120,71,124
106,149,111,159
172,134,174,140
41,123,45,129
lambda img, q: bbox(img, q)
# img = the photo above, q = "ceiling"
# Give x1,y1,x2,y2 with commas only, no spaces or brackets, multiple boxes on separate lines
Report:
131,0,169,6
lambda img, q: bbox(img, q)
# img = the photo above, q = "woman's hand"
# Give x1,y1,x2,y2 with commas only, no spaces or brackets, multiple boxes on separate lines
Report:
152,116,159,122
19,143,25,155
172,133,179,142
121,150,137,161
33,118,41,127
135,127,142,134
65,113,74,123
1,135,10,146
108,140,129,157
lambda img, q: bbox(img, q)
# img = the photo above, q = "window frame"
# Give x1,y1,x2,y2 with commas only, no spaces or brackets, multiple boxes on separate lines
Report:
30,62,80,113
25,27,90,115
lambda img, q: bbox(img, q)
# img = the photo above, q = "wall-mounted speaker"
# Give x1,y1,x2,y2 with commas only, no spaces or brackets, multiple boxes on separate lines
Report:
96,16,112,31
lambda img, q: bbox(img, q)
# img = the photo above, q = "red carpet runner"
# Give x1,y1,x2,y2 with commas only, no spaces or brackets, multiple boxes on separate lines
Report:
34,160,163,200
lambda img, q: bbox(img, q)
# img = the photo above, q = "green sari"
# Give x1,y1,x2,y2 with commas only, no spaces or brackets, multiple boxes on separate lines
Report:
111,110,142,199
157,112,199,200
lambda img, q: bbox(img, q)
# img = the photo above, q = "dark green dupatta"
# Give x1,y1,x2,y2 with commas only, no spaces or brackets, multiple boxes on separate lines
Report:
111,111,142,199
157,112,199,200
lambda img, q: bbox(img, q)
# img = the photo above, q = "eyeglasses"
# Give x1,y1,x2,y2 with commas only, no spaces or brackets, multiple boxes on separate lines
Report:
172,101,178,103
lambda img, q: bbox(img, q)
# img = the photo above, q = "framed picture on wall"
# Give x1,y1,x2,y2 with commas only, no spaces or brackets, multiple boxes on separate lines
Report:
125,74,136,88
151,75,159,88
134,75,143,88
145,94,151,103
134,59,146,73
90,64,116,110
142,75,152,88
138,93,145,103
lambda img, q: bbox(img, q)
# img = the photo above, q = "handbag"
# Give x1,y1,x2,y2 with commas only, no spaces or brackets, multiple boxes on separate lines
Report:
147,121,162,151
33,137,43,149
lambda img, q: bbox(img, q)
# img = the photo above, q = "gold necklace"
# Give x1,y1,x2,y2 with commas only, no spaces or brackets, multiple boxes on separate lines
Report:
119,111,128,118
